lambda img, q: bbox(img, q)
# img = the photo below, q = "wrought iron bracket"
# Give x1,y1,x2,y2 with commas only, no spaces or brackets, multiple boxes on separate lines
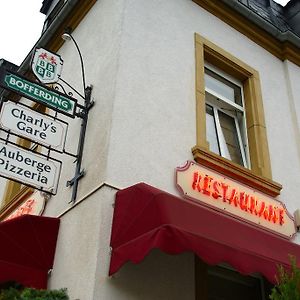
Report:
66,169,85,187
75,99,94,119
67,85,93,203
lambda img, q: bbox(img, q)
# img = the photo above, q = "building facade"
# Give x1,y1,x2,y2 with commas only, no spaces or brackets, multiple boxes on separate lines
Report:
1,0,300,299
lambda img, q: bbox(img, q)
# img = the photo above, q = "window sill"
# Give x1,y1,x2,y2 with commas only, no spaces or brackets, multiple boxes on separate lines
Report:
192,145,282,197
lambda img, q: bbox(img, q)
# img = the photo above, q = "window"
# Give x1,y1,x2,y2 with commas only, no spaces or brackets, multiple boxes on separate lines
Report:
195,259,273,300
193,34,281,197
205,66,248,167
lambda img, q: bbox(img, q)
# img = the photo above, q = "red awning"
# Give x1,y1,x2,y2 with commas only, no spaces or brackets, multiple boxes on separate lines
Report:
109,183,300,283
0,215,60,289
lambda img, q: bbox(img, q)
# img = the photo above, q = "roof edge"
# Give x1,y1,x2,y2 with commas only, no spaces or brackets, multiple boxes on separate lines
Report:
193,0,300,67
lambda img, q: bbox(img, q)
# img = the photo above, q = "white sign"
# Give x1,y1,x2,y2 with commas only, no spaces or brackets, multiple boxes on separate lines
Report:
176,161,296,239
31,48,63,84
0,101,68,152
0,142,61,194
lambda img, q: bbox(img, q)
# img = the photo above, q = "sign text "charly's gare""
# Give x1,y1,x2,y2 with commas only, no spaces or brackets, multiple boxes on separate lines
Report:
0,69,77,118
0,101,68,152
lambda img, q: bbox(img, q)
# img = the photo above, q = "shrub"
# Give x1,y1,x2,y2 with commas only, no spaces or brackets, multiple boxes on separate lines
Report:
0,282,69,300
270,256,300,300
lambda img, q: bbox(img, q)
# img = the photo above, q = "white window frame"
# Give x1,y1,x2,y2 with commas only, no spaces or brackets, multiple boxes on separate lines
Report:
204,63,250,168
206,103,248,167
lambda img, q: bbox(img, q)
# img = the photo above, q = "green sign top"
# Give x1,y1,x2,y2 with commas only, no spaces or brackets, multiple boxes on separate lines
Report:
0,71,76,118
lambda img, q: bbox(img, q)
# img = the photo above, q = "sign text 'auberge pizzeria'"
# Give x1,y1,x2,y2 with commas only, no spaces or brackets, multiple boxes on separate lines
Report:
0,142,61,194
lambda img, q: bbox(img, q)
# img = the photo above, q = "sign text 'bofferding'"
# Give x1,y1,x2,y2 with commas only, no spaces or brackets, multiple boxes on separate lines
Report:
0,101,68,152
0,68,77,118
0,142,61,194
176,161,296,239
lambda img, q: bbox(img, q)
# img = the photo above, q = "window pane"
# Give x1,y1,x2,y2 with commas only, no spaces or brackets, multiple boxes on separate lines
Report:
205,68,242,106
207,265,266,300
218,111,243,165
206,105,220,155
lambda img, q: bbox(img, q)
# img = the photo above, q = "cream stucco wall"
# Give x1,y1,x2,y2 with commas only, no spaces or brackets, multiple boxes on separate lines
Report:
104,0,300,210
6,0,300,224
2,0,300,298
46,0,300,298
46,1,197,298
44,0,127,216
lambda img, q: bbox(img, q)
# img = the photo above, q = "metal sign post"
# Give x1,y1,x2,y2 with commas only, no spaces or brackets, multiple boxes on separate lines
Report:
59,28,95,203
66,85,93,202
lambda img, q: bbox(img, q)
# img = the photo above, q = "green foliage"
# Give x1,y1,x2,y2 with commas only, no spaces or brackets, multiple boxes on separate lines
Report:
0,282,69,300
270,256,300,300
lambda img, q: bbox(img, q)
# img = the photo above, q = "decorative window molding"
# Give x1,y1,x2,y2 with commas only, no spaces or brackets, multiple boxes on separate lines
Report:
193,34,282,197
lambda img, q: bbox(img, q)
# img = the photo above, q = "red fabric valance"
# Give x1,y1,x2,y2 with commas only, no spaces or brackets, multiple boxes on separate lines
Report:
0,215,60,289
109,183,300,283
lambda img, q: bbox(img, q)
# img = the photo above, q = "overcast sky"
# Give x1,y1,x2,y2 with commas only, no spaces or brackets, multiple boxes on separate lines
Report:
274,0,290,4
0,1,45,66
274,0,291,5
0,0,292,67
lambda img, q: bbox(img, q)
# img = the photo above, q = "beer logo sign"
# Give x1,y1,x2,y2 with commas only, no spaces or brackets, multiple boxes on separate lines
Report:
31,48,63,84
